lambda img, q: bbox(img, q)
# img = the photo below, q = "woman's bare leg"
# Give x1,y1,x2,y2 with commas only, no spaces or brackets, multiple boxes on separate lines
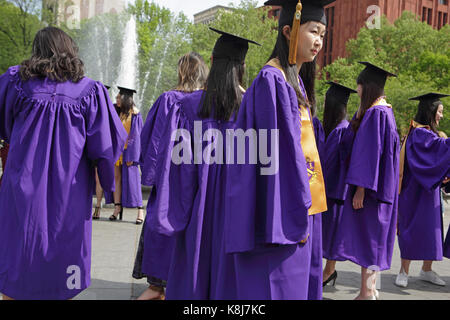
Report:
113,165,122,217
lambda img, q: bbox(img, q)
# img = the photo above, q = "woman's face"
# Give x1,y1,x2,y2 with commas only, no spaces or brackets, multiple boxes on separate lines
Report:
356,84,363,98
297,21,326,64
435,104,444,126
116,93,122,107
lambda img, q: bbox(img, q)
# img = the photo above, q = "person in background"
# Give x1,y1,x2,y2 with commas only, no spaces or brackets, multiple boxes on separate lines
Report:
321,81,357,287
333,62,399,300
133,52,208,300
395,93,450,288
107,86,145,225
147,27,259,299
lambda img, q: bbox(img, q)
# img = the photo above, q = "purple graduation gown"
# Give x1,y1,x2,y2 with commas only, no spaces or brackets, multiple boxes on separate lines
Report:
322,120,350,261
148,90,238,299
105,112,143,208
334,104,400,271
0,66,127,299
225,65,313,300
398,128,450,260
310,116,325,300
140,90,193,282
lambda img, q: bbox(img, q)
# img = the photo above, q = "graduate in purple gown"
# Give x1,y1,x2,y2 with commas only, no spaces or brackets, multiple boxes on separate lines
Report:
148,28,260,299
226,0,332,300
321,82,357,287
0,27,127,300
395,93,450,288
106,86,145,224
333,62,399,300
133,52,208,300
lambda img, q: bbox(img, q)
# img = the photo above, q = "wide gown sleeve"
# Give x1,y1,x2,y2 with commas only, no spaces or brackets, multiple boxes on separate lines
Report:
85,82,128,192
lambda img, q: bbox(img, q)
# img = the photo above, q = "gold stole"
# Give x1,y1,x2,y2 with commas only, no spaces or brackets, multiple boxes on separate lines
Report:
116,112,133,166
398,120,431,194
266,59,327,216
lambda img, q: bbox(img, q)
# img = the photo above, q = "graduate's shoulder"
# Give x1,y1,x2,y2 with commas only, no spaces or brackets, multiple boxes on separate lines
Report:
251,65,290,90
365,103,395,120
410,126,441,143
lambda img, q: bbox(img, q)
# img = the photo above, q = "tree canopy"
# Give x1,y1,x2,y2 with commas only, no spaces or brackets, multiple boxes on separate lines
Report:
0,1,448,135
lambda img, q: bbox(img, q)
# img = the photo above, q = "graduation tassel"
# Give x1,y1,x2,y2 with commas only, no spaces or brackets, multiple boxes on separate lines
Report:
289,0,303,65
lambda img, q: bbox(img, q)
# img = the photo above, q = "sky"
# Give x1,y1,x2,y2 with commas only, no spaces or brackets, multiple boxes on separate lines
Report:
125,0,267,20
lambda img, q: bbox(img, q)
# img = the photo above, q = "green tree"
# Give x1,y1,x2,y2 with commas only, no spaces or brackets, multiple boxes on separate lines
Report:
129,0,192,118
318,12,450,136
190,0,278,88
0,0,45,73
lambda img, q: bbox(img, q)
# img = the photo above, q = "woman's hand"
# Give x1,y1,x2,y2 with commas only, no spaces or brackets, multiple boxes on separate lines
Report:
353,187,365,210
126,161,133,167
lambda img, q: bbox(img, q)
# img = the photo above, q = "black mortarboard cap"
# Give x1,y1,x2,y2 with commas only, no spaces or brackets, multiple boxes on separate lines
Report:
117,86,137,96
264,0,336,27
357,61,397,88
104,85,111,90
326,81,357,105
409,93,450,103
210,27,261,63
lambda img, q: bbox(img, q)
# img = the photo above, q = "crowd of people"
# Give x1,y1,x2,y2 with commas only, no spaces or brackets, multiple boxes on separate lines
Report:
0,0,449,301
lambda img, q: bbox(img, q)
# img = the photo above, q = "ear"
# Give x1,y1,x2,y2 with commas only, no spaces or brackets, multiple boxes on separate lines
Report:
282,25,291,41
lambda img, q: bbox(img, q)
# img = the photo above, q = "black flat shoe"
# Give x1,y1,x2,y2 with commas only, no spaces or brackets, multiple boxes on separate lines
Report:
323,270,338,287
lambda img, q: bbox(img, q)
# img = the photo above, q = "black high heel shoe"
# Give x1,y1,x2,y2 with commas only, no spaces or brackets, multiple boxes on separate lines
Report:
136,207,144,225
109,203,123,221
323,270,338,287
92,207,101,220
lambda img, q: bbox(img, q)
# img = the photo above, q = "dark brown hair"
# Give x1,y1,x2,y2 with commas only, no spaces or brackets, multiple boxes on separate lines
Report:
175,52,209,92
351,71,385,132
20,27,84,82
119,93,135,119
414,100,442,134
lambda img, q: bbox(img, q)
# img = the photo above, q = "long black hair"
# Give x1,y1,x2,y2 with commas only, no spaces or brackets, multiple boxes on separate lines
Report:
323,92,348,139
198,58,245,121
351,71,385,132
268,26,317,112
20,27,84,82
414,100,442,134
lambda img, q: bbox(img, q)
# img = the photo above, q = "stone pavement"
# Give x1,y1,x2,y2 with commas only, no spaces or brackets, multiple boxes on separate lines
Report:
1,196,449,300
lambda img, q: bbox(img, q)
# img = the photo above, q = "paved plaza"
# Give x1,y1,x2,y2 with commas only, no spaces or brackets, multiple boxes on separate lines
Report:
1,191,449,300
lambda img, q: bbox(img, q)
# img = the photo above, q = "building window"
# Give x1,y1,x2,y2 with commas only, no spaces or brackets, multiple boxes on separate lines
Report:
422,7,427,22
444,13,448,26
438,0,447,5
427,8,432,25
438,12,443,29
